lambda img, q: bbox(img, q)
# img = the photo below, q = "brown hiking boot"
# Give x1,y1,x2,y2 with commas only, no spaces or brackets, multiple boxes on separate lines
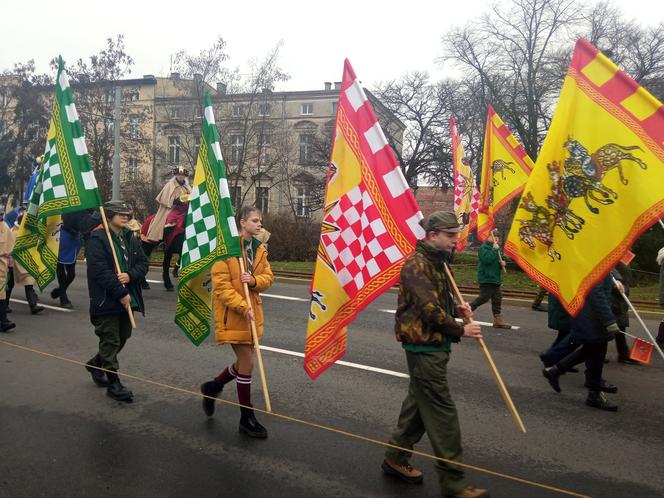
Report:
446,485,490,498
381,459,423,484
492,314,512,329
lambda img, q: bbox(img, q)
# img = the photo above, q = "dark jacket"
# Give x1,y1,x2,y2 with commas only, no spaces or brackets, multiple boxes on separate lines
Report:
547,293,570,332
570,276,617,345
659,253,664,307
477,241,503,285
394,241,464,346
610,263,631,330
86,226,148,318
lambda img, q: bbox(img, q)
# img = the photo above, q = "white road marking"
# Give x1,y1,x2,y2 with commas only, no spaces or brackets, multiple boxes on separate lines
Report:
9,299,74,313
262,293,308,302
378,309,521,329
263,296,520,329
259,345,409,379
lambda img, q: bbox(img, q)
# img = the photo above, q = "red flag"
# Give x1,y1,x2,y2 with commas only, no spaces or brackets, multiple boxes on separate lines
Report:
451,116,480,251
629,338,654,364
304,60,424,379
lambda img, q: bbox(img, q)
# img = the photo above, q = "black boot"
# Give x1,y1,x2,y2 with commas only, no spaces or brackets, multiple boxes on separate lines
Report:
0,300,15,332
141,279,150,290
584,379,618,393
59,291,72,309
542,366,562,393
586,391,618,411
239,407,268,438
85,354,108,387
26,286,45,314
163,271,174,291
51,287,61,299
106,372,134,402
200,381,223,417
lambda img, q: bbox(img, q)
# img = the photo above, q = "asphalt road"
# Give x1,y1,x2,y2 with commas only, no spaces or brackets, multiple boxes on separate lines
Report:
1,265,663,498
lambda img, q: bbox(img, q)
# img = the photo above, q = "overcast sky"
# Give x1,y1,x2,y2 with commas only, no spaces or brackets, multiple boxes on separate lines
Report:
2,0,663,91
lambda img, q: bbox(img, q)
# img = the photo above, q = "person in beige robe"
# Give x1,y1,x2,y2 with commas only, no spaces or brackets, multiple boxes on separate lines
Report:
145,167,191,243
4,216,45,315
0,210,16,331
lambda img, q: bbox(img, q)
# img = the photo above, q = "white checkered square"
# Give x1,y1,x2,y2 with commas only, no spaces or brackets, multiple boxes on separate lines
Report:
320,183,407,298
52,185,66,198
203,214,216,230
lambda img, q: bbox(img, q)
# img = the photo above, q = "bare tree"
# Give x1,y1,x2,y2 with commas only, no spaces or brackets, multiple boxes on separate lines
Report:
443,0,580,158
65,35,152,201
0,61,52,203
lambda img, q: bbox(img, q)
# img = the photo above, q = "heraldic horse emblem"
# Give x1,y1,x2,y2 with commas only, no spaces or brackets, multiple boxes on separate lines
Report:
516,138,648,261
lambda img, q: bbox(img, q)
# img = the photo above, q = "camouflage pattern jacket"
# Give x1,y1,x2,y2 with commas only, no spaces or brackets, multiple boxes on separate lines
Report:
395,241,464,346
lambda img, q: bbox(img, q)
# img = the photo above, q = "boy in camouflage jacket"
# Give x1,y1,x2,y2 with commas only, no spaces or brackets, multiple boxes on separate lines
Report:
382,211,488,498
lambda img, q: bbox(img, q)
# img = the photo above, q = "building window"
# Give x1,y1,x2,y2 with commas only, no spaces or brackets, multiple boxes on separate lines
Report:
257,103,270,116
299,133,315,164
168,136,180,163
296,186,309,217
230,186,242,209
230,135,244,163
232,104,243,117
129,117,139,139
300,103,313,115
194,105,202,119
259,133,272,163
171,108,179,119
125,91,139,102
331,101,338,114
0,120,6,137
126,157,138,181
256,187,269,214
194,136,201,154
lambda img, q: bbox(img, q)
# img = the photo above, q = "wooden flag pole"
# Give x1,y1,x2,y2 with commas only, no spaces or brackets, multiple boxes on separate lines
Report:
238,256,272,413
659,219,664,230
611,276,664,361
444,263,526,433
99,206,136,329
492,230,507,273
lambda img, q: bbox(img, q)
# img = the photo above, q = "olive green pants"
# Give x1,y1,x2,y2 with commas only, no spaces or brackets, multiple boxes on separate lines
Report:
92,314,132,371
385,351,466,495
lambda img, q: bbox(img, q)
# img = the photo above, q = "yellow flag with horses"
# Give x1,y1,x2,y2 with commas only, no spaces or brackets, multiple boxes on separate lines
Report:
505,39,664,316
477,105,533,241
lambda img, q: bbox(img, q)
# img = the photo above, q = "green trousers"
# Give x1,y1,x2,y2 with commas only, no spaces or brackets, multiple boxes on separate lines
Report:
91,314,132,371
385,351,466,495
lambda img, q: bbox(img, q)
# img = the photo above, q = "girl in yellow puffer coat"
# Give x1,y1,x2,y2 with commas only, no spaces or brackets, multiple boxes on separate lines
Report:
200,206,274,438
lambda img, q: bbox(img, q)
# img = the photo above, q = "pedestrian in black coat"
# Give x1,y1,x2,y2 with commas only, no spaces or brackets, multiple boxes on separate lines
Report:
84,201,147,403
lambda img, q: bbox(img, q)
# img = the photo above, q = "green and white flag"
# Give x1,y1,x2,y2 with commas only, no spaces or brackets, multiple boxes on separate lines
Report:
13,56,102,288
175,92,241,345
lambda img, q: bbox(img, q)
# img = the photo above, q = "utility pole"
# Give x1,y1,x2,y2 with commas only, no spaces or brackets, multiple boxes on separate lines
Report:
111,86,122,200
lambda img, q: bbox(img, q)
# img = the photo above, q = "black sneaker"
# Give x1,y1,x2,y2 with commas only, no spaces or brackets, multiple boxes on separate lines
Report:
141,280,151,290
542,366,561,393
531,303,548,312
586,391,618,411
85,357,109,387
201,381,221,417
239,408,268,438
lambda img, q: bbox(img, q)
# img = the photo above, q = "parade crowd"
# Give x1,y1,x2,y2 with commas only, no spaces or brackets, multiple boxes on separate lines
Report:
2,164,664,498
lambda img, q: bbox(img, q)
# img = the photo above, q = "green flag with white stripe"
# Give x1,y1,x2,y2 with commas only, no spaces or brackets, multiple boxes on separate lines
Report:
175,92,241,345
13,56,102,289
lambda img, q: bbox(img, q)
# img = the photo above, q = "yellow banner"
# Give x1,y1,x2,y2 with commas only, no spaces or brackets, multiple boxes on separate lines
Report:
505,39,664,316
